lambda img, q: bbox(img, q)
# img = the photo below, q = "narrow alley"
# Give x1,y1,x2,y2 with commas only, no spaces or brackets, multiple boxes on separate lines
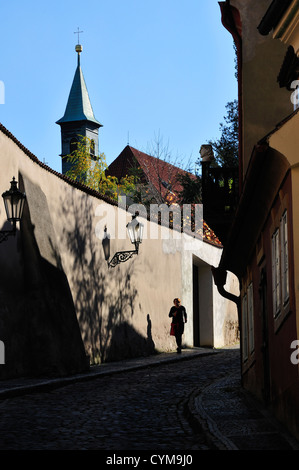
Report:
0,347,297,452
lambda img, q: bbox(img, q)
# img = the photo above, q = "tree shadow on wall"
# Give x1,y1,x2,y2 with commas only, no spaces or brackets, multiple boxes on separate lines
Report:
0,175,89,379
59,191,156,364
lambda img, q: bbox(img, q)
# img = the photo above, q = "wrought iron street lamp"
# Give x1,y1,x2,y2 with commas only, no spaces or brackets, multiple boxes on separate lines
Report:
0,177,26,243
107,212,144,268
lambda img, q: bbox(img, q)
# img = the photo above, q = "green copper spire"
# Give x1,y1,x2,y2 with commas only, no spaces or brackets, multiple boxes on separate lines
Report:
56,44,102,126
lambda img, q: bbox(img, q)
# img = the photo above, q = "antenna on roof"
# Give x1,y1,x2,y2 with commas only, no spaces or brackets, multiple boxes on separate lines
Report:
127,131,130,146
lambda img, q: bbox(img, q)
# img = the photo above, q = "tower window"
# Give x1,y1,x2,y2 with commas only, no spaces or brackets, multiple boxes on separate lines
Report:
90,139,95,159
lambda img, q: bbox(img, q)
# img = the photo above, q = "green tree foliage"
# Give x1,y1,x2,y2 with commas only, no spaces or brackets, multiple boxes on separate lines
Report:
176,170,202,205
176,99,239,204
65,136,136,201
208,99,239,168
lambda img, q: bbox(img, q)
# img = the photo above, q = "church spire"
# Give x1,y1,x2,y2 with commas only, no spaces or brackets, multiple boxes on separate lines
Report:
56,43,101,127
56,39,102,175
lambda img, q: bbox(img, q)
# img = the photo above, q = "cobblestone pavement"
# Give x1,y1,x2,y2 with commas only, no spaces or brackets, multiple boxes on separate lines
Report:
0,348,298,451
0,349,237,450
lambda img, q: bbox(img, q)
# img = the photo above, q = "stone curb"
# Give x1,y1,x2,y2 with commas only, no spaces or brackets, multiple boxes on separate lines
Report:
187,374,239,450
187,371,299,451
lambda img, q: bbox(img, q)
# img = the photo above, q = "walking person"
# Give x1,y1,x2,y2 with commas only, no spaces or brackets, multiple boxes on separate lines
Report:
169,298,187,353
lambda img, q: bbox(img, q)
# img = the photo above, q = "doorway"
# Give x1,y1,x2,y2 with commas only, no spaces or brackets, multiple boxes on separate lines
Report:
193,264,200,346
192,259,214,347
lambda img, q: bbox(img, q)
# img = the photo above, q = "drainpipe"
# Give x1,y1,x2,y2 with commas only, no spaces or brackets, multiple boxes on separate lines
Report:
211,266,241,327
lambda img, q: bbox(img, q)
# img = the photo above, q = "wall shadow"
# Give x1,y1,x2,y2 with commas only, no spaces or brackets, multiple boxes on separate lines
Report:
105,319,153,362
0,175,88,380
59,191,156,364
20,178,88,378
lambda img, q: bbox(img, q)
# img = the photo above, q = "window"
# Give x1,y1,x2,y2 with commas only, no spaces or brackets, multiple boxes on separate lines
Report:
248,283,255,354
90,139,95,157
242,293,248,362
272,228,281,316
281,211,289,305
242,283,255,363
271,210,289,317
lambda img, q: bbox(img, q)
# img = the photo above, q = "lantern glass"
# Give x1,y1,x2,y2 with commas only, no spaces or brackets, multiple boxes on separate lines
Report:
102,228,111,261
2,178,26,222
127,216,144,245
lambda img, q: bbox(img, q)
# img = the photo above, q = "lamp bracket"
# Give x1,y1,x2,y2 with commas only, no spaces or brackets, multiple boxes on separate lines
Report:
108,246,138,268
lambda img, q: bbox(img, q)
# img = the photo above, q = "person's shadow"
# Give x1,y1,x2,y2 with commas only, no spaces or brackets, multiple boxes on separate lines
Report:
146,314,155,354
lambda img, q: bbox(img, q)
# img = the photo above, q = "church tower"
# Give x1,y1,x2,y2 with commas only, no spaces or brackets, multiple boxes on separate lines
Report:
56,42,102,175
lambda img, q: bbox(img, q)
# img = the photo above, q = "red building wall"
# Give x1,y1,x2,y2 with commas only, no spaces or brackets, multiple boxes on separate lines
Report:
242,171,299,437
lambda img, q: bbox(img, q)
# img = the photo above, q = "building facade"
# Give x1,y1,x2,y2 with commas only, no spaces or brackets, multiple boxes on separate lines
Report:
214,0,299,439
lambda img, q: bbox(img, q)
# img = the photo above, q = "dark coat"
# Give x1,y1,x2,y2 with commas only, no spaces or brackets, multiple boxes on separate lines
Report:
169,305,187,335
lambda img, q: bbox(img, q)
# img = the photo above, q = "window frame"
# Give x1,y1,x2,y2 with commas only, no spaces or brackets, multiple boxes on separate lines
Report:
242,293,248,363
247,283,255,355
271,210,289,318
242,283,255,363
280,210,289,306
272,228,281,317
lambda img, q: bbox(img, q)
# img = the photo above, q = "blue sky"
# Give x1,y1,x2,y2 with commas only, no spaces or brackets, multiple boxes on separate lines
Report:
0,0,237,173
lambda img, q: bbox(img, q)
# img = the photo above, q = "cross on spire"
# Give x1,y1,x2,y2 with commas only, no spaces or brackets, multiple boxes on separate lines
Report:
74,27,83,44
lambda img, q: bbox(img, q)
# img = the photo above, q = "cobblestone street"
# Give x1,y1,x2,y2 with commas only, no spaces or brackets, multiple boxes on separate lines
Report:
0,347,298,453
0,349,239,451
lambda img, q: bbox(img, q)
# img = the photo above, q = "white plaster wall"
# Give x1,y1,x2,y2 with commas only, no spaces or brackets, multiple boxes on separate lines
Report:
213,270,240,347
0,126,239,369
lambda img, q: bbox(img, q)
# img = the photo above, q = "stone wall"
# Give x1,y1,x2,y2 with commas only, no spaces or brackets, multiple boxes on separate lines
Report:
0,124,238,379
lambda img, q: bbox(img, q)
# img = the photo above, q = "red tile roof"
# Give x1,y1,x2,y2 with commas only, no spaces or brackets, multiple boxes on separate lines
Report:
108,145,222,247
107,145,194,204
